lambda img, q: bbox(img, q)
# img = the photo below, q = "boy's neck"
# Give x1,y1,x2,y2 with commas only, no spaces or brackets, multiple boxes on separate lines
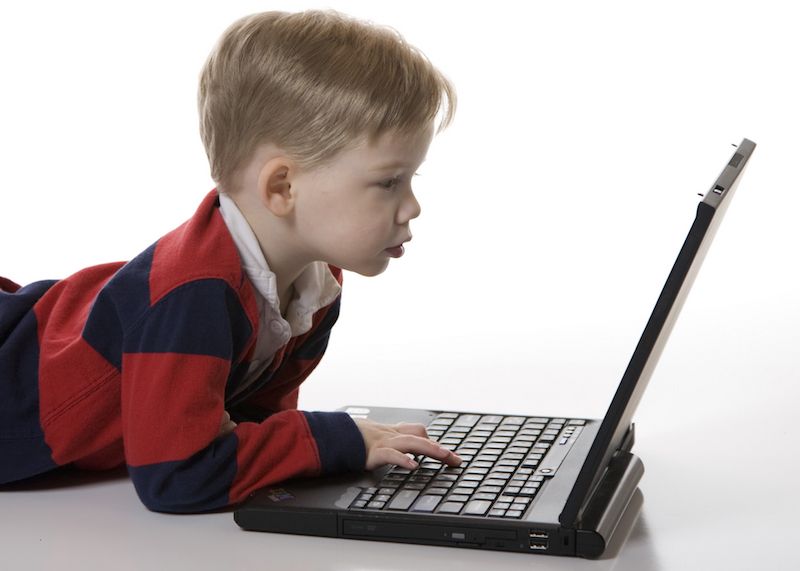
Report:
226,190,311,316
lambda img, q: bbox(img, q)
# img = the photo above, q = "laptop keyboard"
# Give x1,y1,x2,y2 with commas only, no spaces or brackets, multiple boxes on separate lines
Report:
348,412,585,518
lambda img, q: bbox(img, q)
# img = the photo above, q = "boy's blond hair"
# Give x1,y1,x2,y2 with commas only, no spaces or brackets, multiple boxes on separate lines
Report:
198,9,457,193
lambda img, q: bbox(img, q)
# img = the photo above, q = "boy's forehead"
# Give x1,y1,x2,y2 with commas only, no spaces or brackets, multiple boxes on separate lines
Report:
352,125,433,166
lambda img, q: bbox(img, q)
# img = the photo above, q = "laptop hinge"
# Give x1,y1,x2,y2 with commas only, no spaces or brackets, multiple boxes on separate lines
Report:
573,449,644,557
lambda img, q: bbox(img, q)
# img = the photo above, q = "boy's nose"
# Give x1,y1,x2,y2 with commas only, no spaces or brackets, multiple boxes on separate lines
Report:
399,191,422,224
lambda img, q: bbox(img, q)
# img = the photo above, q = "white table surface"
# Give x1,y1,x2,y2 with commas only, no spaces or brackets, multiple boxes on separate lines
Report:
2,322,798,571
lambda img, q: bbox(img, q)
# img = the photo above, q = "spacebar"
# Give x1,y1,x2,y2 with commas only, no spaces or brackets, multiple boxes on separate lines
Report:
387,490,420,510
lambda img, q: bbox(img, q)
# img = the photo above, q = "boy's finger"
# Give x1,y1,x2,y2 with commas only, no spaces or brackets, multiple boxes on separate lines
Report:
393,422,428,439
373,448,417,470
386,434,457,463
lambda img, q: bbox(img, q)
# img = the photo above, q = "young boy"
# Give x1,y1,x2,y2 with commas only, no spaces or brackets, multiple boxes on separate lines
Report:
0,9,461,513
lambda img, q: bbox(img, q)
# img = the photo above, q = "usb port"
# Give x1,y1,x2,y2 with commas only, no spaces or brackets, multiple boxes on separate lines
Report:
529,540,548,551
529,530,549,539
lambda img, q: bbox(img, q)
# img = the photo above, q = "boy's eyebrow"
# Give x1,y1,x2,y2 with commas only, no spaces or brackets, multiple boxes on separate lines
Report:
370,161,411,171
370,158,426,171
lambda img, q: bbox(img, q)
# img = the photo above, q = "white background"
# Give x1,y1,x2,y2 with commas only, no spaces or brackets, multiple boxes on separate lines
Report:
1,1,798,569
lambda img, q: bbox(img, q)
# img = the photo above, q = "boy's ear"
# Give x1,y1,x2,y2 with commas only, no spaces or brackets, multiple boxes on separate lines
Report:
256,157,296,217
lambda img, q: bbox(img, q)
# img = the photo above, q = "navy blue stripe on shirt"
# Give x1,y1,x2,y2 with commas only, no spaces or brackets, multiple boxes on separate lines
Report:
128,431,239,513
0,283,58,483
123,279,252,359
302,411,365,476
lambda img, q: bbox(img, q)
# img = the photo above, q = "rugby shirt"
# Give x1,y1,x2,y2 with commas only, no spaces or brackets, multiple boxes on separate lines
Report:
0,188,366,512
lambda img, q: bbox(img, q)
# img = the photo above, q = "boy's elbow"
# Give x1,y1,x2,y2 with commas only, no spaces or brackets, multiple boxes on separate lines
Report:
127,437,239,513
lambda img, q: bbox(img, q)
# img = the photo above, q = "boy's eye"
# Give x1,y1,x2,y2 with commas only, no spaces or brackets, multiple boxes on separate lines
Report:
378,172,420,190
379,177,400,190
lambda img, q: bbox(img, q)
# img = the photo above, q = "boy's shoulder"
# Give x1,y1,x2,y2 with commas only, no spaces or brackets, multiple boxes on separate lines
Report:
102,190,258,324
153,190,245,299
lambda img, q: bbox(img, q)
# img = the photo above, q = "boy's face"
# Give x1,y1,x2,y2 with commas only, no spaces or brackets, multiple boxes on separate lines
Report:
292,122,434,276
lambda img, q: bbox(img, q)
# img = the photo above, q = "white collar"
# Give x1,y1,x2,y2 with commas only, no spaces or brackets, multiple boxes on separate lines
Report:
217,192,341,337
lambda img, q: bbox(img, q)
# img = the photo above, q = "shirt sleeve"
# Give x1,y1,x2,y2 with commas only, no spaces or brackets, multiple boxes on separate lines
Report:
120,278,364,513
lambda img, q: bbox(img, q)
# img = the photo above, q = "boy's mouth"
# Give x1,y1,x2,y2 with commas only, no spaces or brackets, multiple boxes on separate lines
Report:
385,236,411,258
384,245,405,258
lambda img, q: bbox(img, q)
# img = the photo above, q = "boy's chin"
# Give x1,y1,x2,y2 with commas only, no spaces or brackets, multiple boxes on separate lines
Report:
345,258,390,277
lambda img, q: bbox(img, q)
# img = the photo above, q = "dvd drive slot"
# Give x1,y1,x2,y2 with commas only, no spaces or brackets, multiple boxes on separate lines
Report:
343,519,516,544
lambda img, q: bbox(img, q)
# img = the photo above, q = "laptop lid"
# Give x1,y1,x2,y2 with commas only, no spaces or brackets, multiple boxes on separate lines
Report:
559,139,756,527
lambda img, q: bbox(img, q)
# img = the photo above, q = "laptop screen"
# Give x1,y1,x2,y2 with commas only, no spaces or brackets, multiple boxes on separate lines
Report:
559,139,757,527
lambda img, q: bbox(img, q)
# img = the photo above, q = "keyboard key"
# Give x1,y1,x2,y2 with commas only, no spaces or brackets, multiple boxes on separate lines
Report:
351,500,367,508
471,461,494,469
488,508,506,517
454,414,481,427
448,494,471,502
404,483,426,490
437,502,464,514
387,490,420,510
429,481,454,489
411,495,442,512
367,501,386,509
425,487,450,495
472,492,498,501
457,480,480,488
484,479,507,487
464,467,489,475
477,485,502,494
463,500,492,516
504,509,523,518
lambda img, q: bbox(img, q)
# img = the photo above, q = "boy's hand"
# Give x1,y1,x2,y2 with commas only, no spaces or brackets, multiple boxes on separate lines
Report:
353,417,462,471
218,410,237,437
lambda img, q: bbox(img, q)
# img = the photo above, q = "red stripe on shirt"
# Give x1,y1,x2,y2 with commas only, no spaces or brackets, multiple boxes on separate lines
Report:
121,351,230,466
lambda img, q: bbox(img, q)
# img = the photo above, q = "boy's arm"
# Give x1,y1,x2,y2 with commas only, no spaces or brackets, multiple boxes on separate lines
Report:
121,278,364,513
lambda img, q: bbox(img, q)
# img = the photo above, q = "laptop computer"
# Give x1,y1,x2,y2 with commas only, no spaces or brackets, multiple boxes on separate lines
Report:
234,138,756,558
